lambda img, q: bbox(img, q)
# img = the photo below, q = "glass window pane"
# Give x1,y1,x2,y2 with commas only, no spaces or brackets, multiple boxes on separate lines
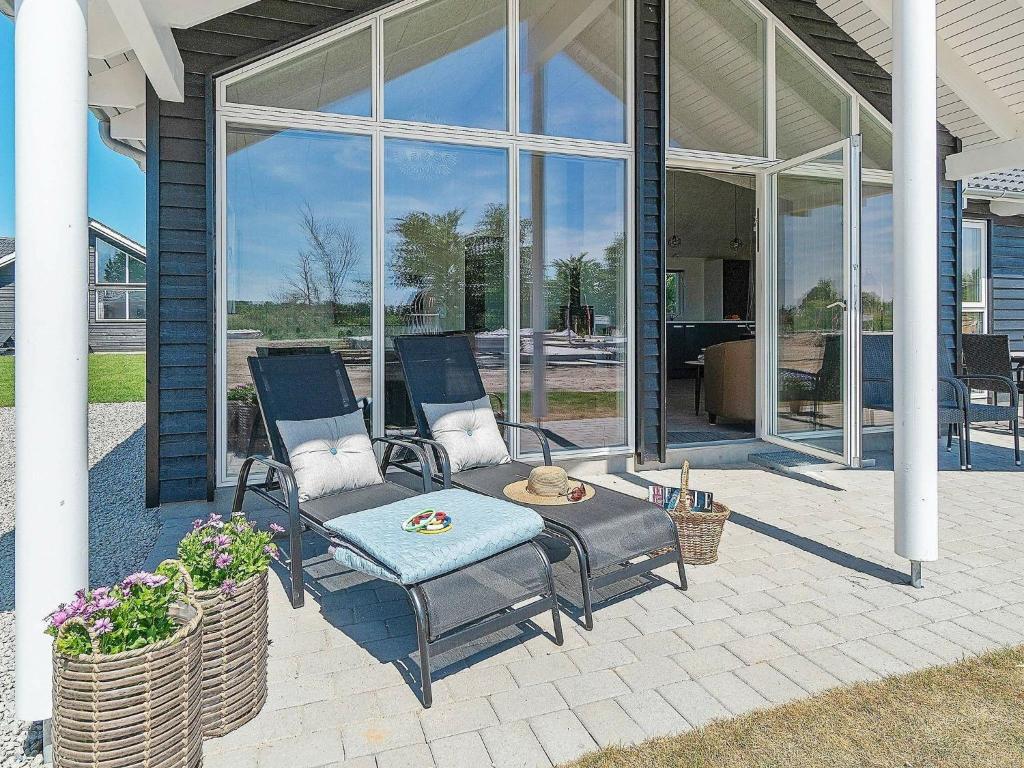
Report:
668,0,766,156
128,255,146,284
519,152,627,452
962,223,986,304
776,34,850,159
225,127,373,477
98,289,128,320
383,0,507,130
96,239,127,283
861,183,894,429
225,28,372,116
128,290,147,320
384,139,509,429
519,0,627,143
961,310,985,335
860,109,892,171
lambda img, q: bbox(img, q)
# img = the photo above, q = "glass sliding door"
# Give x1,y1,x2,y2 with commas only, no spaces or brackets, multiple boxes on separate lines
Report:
764,137,862,464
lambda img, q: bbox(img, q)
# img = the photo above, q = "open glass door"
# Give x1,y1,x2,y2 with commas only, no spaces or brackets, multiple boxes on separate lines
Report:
762,137,863,465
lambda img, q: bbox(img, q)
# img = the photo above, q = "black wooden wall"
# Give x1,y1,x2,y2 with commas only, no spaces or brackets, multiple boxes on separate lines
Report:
634,0,667,464
146,0,395,506
764,0,962,367
964,200,1024,354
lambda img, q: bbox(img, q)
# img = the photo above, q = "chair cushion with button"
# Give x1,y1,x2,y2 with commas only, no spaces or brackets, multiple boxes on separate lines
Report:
422,395,512,473
276,410,383,502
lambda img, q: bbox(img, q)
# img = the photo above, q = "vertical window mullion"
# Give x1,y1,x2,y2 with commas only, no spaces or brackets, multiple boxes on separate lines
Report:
765,17,777,160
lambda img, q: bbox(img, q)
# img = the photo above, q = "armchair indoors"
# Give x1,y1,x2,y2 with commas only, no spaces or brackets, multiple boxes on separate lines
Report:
703,339,755,424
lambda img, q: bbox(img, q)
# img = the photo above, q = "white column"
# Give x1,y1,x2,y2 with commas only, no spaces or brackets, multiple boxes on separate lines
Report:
14,0,91,721
892,0,938,583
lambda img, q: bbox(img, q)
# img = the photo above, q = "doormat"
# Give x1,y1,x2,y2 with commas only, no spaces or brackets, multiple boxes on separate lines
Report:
747,449,848,491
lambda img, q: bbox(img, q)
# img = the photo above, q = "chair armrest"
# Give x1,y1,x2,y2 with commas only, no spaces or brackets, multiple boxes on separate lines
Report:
232,456,300,534
486,391,506,420
372,437,434,493
496,420,552,466
403,437,453,489
938,376,968,408
959,375,1019,405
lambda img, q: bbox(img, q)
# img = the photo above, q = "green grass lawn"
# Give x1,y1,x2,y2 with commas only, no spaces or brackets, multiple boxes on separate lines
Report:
0,353,146,407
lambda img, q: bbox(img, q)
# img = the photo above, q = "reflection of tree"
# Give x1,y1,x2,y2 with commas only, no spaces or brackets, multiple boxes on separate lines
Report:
302,203,359,321
784,279,841,333
861,291,893,332
546,234,625,333
390,209,468,330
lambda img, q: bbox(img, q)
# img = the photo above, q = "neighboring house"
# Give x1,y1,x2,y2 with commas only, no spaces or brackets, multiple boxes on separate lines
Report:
0,220,147,353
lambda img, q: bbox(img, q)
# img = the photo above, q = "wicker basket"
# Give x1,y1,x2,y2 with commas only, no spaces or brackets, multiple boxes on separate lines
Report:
52,596,204,768
193,570,269,739
669,462,731,565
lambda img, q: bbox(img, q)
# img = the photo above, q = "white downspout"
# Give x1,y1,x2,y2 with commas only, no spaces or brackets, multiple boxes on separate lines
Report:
892,0,939,586
14,0,91,722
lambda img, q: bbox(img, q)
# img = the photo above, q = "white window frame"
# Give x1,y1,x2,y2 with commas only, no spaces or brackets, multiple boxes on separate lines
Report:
214,0,637,486
961,219,988,333
94,235,146,323
96,288,147,323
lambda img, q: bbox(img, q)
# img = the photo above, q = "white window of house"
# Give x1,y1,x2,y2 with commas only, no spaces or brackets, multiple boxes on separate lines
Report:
961,219,988,335
216,0,635,483
95,236,146,321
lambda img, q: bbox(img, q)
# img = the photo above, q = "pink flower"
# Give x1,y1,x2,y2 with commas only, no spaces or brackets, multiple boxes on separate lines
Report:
214,534,232,549
214,553,233,569
220,580,237,597
49,610,71,630
192,519,204,531
269,522,286,534
93,596,119,611
92,587,110,600
145,574,168,588
93,617,113,635
263,544,280,561
66,596,87,617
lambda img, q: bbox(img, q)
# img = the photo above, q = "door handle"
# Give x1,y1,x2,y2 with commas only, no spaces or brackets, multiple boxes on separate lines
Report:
826,300,847,311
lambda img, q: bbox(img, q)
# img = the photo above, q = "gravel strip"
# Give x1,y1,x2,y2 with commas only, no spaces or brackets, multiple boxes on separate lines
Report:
1,403,159,767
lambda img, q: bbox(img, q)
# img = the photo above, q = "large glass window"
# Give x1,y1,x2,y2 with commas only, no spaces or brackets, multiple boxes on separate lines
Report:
97,289,146,321
383,0,507,130
519,152,628,452
384,140,509,429
961,220,988,334
223,127,373,475
519,0,627,143
860,110,892,172
225,28,372,116
775,35,851,160
96,238,145,285
861,183,894,428
668,0,766,156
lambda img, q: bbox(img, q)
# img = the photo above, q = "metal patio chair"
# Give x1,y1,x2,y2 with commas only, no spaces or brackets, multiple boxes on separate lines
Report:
960,333,1021,466
232,351,563,706
393,333,686,631
938,342,971,470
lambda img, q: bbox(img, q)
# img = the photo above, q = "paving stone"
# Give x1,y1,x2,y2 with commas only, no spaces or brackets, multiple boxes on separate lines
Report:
697,671,770,716
836,639,912,677
614,654,689,691
579,616,643,645
725,610,789,637
675,619,743,650
866,633,945,668
863,605,931,632
769,654,842,694
858,586,916,609
722,591,783,614
622,629,692,658
574,699,647,748
673,644,745,679
615,690,689,739
771,601,835,627
376,743,436,768
419,697,499,740
204,748,260,768
725,634,795,664
627,608,692,634
529,710,599,766
507,653,579,687
953,613,1023,645
907,596,972,622
675,597,738,623
568,641,637,674
480,720,552,768
659,679,731,727
813,593,874,617
724,574,778,594
804,647,879,685
342,715,425,758
773,623,842,653
819,613,887,641
427,731,492,768
554,669,631,707
765,583,823,603
734,662,808,704
896,626,972,664
442,664,519,702
489,683,568,722
927,619,1001,654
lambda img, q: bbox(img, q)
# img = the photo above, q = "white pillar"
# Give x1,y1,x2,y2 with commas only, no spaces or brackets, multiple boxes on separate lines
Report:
892,0,939,581
14,0,91,721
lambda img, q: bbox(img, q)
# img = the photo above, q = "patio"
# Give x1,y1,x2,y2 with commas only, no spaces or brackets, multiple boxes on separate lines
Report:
145,428,1024,768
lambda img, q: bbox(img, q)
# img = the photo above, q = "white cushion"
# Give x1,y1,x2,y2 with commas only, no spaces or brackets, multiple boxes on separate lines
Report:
276,410,383,502
422,396,512,473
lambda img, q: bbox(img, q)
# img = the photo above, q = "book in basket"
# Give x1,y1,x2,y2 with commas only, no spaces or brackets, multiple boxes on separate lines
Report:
648,484,713,512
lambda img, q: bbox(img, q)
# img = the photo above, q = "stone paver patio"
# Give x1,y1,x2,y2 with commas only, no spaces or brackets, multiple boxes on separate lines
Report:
149,428,1024,768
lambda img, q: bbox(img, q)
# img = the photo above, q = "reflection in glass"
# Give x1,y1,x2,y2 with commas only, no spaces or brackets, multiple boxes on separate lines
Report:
776,35,850,160
860,110,892,171
224,127,373,477
861,183,894,428
668,0,766,156
383,0,507,130
774,150,845,450
520,152,627,453
225,28,372,116
97,289,128,320
961,311,985,335
519,0,627,143
128,290,147,320
962,222,986,304
96,239,129,284
127,255,146,284
384,140,509,430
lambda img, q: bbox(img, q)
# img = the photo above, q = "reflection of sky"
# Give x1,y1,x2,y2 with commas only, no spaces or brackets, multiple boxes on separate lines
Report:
520,51,625,143
226,129,373,303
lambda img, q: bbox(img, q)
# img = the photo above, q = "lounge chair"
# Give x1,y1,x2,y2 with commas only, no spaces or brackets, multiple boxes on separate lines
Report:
960,334,1021,466
232,352,563,706
393,333,686,630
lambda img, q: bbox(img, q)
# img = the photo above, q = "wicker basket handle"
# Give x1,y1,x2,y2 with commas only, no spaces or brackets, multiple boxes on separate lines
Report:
159,558,196,598
679,461,692,512
55,616,102,655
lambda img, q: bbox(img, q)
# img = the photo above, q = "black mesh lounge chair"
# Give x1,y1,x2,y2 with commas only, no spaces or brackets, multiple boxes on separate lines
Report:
393,333,686,630
960,334,1021,466
862,334,893,414
232,352,563,706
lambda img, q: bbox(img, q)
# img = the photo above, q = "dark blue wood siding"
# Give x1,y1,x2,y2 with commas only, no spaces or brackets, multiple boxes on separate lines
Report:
635,0,666,464
147,1,396,505
964,200,1024,355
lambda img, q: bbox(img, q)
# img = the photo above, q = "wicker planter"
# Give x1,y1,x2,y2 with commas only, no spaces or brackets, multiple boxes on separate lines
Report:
52,599,204,768
669,463,731,565
194,570,269,739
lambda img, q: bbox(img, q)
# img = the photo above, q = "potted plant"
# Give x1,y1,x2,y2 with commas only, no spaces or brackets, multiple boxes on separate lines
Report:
178,512,281,738
47,564,203,768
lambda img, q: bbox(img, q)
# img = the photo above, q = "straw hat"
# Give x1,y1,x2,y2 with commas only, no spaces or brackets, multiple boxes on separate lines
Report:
503,466,595,506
